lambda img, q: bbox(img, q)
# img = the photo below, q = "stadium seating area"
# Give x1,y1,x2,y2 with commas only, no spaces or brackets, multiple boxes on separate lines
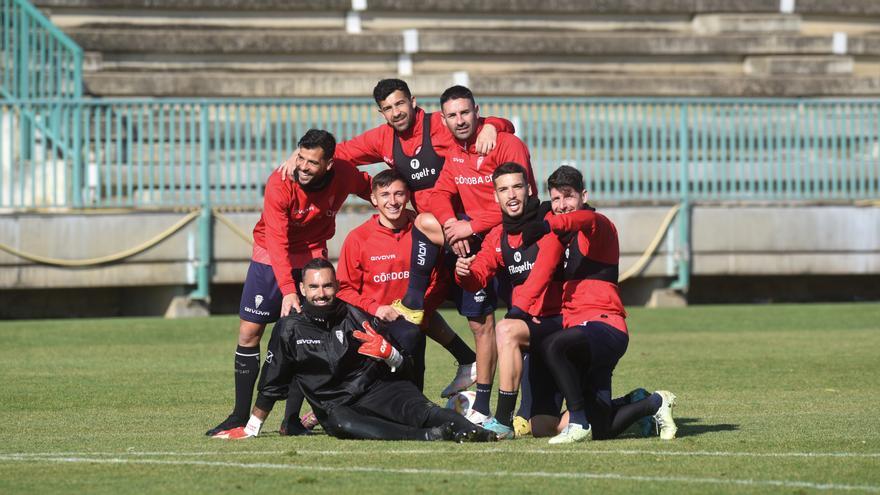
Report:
33,0,880,97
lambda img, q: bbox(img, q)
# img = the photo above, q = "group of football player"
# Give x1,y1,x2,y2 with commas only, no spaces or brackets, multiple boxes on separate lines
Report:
207,79,678,444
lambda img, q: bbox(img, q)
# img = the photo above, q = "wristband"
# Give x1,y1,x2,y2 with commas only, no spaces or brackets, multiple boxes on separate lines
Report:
244,414,263,437
384,347,403,372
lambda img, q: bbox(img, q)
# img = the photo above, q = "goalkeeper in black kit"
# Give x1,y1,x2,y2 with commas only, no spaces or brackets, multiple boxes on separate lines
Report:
214,257,496,442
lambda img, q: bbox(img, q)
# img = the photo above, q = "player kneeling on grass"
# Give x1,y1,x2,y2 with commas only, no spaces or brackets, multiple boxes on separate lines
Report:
215,258,497,443
511,165,678,444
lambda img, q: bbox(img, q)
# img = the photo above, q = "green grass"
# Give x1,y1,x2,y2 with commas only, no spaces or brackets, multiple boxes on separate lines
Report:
1,303,879,494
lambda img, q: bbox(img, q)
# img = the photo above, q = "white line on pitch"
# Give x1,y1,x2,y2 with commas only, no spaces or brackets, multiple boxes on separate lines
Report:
3,449,879,458
0,456,877,493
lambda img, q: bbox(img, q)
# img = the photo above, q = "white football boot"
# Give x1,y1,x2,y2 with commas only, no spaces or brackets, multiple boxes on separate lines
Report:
653,390,678,440
548,423,592,444
440,362,477,398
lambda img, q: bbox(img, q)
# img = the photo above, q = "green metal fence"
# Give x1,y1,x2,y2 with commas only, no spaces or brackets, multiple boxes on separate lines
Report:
2,98,878,210
1,0,82,99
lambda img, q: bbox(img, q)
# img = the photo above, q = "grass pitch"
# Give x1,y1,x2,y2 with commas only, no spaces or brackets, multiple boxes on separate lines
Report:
1,303,879,494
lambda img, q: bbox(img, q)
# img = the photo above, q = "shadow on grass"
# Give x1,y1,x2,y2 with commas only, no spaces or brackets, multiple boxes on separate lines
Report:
676,417,739,437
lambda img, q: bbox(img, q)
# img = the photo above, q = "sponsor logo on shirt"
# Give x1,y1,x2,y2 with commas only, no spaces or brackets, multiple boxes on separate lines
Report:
410,167,437,182
454,174,492,185
373,271,409,283
410,158,420,169
370,254,396,261
508,260,534,275
452,157,465,163
296,339,322,345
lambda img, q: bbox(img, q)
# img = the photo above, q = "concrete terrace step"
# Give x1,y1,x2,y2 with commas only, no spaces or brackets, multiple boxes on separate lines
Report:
66,28,880,57
32,0,880,16
82,71,880,97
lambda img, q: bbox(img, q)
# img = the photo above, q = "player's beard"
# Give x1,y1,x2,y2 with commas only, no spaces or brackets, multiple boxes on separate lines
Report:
302,297,347,326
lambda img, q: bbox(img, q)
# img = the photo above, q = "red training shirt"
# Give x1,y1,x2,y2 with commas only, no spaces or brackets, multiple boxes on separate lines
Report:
251,162,372,296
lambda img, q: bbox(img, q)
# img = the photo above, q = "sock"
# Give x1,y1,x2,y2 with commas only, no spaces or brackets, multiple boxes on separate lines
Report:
473,382,493,416
569,408,589,428
495,390,519,427
402,228,440,310
443,335,476,365
233,345,260,419
648,392,662,413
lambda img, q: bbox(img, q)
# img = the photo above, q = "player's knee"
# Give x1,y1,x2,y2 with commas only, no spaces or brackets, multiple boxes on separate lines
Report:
325,410,355,438
238,320,265,347
496,320,527,349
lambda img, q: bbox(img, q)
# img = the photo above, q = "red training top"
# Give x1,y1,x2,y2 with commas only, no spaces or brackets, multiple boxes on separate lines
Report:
429,124,536,235
251,162,372,296
334,108,514,211
336,212,449,317
512,209,627,333
456,224,563,317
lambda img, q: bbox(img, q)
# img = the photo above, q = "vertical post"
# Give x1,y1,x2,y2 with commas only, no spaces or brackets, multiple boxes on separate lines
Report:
71,100,82,207
671,103,691,293
18,8,33,160
190,102,212,303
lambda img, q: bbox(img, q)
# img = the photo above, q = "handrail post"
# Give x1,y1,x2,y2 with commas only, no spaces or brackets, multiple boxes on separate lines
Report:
189,102,212,305
670,103,691,294
71,100,83,207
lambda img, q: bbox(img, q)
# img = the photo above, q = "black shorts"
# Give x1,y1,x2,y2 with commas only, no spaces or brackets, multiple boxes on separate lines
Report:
238,261,301,324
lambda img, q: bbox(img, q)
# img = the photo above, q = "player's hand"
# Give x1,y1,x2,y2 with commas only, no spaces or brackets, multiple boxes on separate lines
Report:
444,219,474,244
281,293,301,317
520,219,550,246
451,238,471,258
353,321,404,370
375,305,401,322
276,148,300,181
455,255,475,278
475,124,498,155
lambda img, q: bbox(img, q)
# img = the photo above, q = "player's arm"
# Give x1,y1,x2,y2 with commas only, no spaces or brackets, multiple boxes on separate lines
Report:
334,126,387,166
261,175,301,314
511,234,564,314
455,227,502,292
336,236,383,316
546,209,599,235
426,162,459,227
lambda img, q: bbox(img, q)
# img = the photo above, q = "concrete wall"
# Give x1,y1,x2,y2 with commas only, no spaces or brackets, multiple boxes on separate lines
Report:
1,205,878,317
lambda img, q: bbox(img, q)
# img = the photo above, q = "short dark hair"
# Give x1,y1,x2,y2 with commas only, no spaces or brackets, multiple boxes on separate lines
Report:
371,169,408,192
492,162,527,184
302,257,336,278
373,79,412,105
298,129,336,161
440,85,475,107
547,165,585,193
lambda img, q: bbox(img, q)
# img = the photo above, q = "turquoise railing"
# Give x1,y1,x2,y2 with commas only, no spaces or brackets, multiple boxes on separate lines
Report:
2,98,878,209
1,0,83,99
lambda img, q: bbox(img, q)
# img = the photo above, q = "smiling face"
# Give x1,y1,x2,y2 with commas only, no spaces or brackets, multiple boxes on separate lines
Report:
295,146,332,187
377,90,417,133
371,179,410,224
299,267,338,306
493,172,530,218
549,186,588,215
441,97,479,141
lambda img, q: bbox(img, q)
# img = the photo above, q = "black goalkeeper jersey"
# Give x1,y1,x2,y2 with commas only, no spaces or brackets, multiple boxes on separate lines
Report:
253,303,405,417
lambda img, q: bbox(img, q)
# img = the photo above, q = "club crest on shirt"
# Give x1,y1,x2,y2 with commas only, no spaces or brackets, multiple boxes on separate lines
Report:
335,330,344,343
476,156,485,169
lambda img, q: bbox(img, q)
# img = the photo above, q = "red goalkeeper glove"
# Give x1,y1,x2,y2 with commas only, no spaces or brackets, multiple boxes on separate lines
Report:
353,321,404,371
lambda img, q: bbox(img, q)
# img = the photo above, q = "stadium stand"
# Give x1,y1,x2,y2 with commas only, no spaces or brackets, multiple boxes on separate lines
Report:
32,0,880,97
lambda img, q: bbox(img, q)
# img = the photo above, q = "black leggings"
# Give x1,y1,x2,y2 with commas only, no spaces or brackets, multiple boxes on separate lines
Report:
322,379,473,441
540,323,655,440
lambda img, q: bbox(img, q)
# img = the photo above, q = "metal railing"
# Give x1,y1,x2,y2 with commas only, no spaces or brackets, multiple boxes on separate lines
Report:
1,0,83,100
2,98,878,210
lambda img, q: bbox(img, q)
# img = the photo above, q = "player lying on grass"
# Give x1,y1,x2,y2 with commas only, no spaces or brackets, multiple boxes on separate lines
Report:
512,165,677,444
214,258,497,442
336,169,478,394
